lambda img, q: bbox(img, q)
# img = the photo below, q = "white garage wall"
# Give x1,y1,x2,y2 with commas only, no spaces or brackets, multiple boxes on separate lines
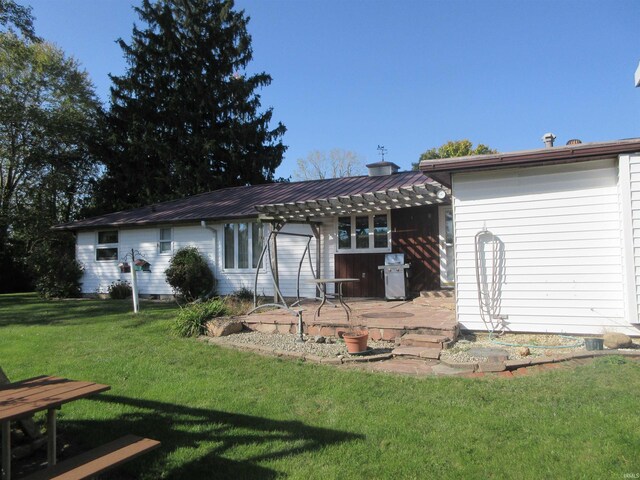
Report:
77,219,336,299
452,158,638,336
620,153,640,324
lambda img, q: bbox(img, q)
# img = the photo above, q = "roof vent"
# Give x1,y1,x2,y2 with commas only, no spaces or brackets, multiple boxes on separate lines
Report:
366,161,400,176
566,139,582,145
542,133,556,148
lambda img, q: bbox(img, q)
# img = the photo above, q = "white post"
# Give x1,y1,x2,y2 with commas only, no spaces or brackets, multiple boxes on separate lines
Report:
130,249,140,313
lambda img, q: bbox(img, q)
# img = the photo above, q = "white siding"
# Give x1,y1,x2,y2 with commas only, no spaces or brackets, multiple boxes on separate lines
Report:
452,159,638,336
621,153,640,324
78,219,337,299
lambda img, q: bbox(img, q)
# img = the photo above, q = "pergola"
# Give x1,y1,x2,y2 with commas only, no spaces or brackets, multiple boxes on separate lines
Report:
249,181,450,316
254,183,449,221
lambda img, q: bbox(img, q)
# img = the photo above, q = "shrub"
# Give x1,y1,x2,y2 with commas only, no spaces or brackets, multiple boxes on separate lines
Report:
231,286,254,301
30,233,82,298
108,279,132,299
165,247,214,301
172,298,228,337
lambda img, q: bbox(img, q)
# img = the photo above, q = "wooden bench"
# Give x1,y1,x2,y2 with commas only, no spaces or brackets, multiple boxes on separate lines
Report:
22,435,160,480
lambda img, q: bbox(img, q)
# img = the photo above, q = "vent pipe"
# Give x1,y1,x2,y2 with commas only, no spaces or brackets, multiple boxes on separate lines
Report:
542,133,556,148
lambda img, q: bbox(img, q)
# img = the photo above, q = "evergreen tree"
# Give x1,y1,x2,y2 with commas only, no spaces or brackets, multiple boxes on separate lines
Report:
95,0,287,212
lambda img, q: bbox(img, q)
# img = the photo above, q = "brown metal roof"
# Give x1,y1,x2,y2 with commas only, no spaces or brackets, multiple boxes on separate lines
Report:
56,170,436,230
419,138,640,187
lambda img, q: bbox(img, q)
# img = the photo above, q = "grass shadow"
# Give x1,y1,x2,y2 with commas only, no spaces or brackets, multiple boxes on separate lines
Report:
60,394,363,479
0,294,176,328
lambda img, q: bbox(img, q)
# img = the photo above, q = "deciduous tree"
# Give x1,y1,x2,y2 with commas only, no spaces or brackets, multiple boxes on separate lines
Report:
411,139,497,170
292,149,365,181
0,31,99,293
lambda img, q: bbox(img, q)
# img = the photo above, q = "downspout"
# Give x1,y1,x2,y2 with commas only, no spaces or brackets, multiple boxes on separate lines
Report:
200,220,218,299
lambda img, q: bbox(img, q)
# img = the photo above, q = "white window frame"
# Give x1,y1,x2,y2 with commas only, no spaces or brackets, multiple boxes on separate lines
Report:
158,227,173,255
438,205,455,288
96,230,119,262
223,221,265,272
336,212,392,253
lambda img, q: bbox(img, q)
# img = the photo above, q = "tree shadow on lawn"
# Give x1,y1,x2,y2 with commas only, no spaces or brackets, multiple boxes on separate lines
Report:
0,295,176,328
62,394,364,479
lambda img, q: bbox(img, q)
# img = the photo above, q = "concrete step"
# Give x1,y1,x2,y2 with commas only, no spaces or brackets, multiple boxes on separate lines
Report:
400,333,450,348
392,346,441,360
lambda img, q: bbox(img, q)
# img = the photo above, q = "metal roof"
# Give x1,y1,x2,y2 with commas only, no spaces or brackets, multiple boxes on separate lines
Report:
55,170,443,230
419,138,640,187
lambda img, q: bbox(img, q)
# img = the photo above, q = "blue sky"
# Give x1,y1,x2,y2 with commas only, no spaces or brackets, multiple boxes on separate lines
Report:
27,0,640,178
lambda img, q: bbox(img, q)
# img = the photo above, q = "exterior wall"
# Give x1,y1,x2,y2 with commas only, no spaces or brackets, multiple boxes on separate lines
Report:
620,153,640,324
452,158,639,336
77,220,335,299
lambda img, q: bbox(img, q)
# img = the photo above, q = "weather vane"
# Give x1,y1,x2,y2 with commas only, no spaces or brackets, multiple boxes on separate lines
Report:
377,145,387,162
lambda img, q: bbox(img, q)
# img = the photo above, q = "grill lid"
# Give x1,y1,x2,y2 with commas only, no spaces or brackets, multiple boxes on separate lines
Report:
384,253,405,265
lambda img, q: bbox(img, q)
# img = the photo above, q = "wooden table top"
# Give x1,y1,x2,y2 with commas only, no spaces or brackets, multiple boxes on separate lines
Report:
0,376,110,422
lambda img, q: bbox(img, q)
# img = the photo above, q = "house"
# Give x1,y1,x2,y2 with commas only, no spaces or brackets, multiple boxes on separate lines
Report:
55,161,452,300
419,137,640,336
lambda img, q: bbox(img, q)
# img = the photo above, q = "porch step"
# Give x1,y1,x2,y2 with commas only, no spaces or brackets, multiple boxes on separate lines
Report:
419,290,455,299
400,333,451,349
391,346,441,360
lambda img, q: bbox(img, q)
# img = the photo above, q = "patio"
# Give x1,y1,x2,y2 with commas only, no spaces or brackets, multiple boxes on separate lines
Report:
241,295,458,342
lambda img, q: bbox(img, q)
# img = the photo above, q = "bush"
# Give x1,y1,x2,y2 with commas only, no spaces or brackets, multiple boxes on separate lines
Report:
108,279,132,299
172,298,228,337
165,247,214,301
30,233,82,298
231,286,254,301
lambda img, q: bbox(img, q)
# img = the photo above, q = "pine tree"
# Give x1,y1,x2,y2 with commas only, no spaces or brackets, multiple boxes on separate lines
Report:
95,0,287,212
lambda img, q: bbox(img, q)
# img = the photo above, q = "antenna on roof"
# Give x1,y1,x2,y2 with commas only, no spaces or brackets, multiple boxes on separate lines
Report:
377,145,387,162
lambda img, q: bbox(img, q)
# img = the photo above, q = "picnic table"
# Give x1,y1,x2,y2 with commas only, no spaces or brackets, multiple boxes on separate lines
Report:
308,278,360,322
0,376,109,480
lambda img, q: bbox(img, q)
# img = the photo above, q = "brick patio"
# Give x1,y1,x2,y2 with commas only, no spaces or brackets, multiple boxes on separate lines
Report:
241,297,458,341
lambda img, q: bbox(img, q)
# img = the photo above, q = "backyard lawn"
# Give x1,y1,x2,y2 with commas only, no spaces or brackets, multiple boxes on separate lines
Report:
1,293,640,479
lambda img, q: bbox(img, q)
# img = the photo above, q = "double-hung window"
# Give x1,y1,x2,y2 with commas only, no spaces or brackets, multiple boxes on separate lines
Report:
96,231,118,261
224,222,264,270
337,213,390,252
158,228,172,254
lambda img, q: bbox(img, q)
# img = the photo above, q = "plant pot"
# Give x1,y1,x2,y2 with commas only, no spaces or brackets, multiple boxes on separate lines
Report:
584,337,604,351
343,332,368,354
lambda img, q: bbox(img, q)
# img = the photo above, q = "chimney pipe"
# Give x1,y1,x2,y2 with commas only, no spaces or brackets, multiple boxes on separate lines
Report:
542,133,556,148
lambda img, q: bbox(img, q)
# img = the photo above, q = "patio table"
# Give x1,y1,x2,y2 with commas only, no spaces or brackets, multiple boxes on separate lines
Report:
308,278,359,323
0,375,110,480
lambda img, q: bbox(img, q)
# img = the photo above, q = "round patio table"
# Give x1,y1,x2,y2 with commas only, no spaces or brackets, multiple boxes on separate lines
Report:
307,278,359,323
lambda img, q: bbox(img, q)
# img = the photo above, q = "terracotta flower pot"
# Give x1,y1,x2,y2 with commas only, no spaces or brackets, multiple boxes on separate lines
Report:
343,331,368,354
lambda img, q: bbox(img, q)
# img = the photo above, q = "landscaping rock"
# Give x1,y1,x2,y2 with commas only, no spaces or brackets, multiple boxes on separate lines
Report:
603,332,633,349
468,347,509,362
314,335,326,344
517,347,530,357
206,319,243,337
478,362,506,373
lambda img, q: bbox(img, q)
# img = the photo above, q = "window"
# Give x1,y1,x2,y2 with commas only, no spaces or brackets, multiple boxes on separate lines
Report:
159,228,172,254
337,213,390,252
96,231,118,261
224,222,264,270
439,206,455,287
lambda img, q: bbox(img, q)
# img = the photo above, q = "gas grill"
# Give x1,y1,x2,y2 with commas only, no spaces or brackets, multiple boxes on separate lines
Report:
378,253,410,300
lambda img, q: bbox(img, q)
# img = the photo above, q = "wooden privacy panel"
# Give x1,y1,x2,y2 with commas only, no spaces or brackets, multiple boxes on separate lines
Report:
335,253,386,297
334,205,441,297
392,205,440,294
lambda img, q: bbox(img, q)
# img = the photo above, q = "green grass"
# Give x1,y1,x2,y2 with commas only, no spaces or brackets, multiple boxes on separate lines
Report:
2,293,640,479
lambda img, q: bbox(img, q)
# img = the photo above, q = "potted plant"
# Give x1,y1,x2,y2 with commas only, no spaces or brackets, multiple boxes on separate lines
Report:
343,331,368,354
